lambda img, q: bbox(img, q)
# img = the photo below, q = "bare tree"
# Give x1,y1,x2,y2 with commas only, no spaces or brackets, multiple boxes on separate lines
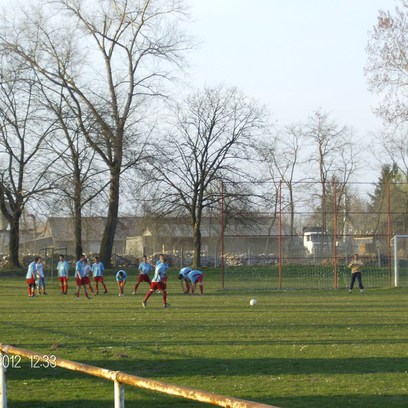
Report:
41,88,111,259
257,123,307,239
146,87,267,267
0,63,55,267
366,1,408,126
0,0,189,265
374,126,408,181
306,110,359,233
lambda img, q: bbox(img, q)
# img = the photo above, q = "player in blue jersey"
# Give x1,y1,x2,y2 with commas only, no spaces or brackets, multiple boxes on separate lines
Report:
178,266,192,293
116,270,127,296
186,269,204,295
132,255,152,295
26,257,38,297
56,254,69,294
92,256,108,294
35,256,47,295
75,254,91,299
82,258,95,295
142,259,170,308
155,254,169,285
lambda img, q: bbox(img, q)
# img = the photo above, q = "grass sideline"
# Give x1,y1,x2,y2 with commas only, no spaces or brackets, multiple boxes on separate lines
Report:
1,268,408,408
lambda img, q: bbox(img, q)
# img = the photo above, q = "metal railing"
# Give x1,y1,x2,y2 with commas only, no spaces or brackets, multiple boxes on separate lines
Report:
0,344,278,408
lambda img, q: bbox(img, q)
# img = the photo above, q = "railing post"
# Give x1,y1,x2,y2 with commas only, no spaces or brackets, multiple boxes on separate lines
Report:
114,374,124,408
0,351,7,408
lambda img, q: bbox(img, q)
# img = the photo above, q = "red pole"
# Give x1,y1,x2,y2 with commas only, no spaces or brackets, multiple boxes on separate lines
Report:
278,180,282,289
333,181,338,289
221,181,225,290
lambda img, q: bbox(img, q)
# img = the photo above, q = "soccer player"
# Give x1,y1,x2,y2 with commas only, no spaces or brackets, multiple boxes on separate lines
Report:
75,254,91,299
92,256,107,295
36,256,47,295
56,254,69,295
155,254,169,285
178,266,192,293
186,269,204,295
116,270,127,296
82,258,95,295
132,255,152,295
142,260,170,308
348,253,364,294
26,257,38,297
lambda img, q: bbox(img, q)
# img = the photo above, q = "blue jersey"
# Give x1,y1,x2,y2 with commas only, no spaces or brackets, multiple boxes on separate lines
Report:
116,270,127,281
179,267,192,280
138,262,153,275
57,260,69,278
156,260,169,274
152,263,167,283
76,260,85,278
26,261,36,279
92,262,104,277
187,270,203,283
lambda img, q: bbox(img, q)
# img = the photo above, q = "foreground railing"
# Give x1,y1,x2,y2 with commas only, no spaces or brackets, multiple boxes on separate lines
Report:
0,344,278,408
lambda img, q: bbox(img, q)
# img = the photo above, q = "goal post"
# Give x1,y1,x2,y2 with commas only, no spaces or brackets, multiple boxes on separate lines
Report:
390,235,408,288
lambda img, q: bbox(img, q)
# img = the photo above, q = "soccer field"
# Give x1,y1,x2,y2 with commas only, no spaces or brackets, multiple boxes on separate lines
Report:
1,270,408,408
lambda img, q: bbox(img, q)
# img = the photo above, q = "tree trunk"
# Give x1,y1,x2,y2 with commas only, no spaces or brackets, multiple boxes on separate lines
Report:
99,168,120,267
9,216,21,268
193,222,201,268
73,209,83,260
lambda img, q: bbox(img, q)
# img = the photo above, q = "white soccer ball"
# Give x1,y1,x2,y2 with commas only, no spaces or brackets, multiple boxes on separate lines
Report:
249,298,257,306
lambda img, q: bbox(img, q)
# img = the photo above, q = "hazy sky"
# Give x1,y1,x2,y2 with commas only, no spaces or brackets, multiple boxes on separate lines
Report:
187,0,395,140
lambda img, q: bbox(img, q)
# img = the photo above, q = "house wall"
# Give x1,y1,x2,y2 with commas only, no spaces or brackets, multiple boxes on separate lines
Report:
125,237,145,256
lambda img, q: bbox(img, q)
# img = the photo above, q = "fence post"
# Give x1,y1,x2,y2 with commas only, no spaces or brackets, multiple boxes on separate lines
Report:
114,374,124,408
0,351,7,408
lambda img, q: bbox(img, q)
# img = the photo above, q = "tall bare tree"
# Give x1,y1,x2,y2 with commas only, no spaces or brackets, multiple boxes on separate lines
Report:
0,63,55,267
257,123,307,239
366,1,408,126
146,87,267,267
41,88,111,259
306,110,359,233
0,0,189,265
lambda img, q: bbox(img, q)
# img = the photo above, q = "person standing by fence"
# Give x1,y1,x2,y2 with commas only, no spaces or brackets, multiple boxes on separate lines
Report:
348,253,364,294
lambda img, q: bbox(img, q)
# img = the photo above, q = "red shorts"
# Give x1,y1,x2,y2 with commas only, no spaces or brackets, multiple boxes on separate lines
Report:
150,281,166,292
75,277,85,285
82,276,91,285
94,276,104,282
58,277,68,283
137,274,151,283
195,275,203,283
26,278,35,285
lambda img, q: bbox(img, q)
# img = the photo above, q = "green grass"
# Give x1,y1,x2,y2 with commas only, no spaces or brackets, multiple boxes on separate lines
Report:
1,268,408,407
